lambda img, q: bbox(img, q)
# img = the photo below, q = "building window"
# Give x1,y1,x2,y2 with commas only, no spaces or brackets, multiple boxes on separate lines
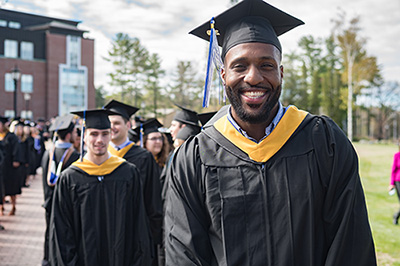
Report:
59,67,87,115
4,39,18,58
21,110,33,120
0,20,7,27
4,73,15,92
21,74,33,93
8,21,21,29
21,42,34,60
67,35,80,68
4,110,15,118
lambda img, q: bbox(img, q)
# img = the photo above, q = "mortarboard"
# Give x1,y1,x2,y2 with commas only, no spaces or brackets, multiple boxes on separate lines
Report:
128,128,139,143
0,116,9,124
71,109,118,130
172,104,200,127
49,114,75,133
189,0,304,59
134,118,163,136
198,111,217,127
103,99,139,121
176,125,201,141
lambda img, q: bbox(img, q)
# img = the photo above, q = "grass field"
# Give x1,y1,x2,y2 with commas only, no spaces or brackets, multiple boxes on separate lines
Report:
354,142,400,266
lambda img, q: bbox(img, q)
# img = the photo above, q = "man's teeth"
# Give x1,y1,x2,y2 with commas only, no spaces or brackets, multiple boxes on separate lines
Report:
243,91,265,98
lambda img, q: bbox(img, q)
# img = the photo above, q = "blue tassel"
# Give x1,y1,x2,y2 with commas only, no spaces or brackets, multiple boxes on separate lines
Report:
203,18,224,108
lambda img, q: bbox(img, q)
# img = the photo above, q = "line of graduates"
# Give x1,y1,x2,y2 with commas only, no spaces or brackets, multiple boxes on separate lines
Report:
39,99,206,266
36,1,375,265
0,117,48,230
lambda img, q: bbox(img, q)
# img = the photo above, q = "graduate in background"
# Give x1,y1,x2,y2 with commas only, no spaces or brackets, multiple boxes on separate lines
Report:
41,114,80,266
49,109,152,266
164,0,376,265
168,104,200,142
104,100,163,266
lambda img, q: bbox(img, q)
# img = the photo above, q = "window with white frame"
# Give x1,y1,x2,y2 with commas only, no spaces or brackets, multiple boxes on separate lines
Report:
4,39,18,58
0,20,7,27
4,73,15,92
21,74,33,93
21,42,34,60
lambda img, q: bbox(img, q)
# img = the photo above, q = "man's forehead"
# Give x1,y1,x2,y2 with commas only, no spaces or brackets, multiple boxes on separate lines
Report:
86,128,110,133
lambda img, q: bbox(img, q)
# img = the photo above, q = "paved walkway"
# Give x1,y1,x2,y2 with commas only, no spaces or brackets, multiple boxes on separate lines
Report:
0,170,45,266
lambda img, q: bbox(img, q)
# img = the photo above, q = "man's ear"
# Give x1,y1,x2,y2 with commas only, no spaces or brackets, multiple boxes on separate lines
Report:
221,68,226,85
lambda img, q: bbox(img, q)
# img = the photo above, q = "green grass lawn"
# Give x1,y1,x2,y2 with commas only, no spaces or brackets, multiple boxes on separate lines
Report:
354,142,400,266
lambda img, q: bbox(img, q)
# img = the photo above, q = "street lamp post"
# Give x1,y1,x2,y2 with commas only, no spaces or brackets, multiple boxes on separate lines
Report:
11,66,21,118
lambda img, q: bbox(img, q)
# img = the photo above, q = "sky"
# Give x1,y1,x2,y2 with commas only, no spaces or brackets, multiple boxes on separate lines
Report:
3,0,400,94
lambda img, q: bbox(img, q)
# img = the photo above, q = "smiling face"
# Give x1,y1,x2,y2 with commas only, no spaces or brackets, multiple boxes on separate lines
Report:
84,128,111,157
109,115,129,145
222,42,283,125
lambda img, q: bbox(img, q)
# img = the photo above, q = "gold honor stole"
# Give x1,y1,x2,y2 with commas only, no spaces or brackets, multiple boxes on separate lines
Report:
72,155,126,176
108,142,135,158
214,106,308,163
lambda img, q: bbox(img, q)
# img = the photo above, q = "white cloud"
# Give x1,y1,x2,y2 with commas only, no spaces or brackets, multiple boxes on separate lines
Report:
7,0,400,93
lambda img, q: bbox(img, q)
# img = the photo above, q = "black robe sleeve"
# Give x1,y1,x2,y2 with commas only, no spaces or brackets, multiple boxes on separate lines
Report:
164,138,214,265
315,117,376,265
49,171,78,265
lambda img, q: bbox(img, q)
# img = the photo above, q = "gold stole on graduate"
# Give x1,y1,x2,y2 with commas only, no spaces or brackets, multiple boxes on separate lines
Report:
108,142,135,158
72,155,126,176
214,106,308,163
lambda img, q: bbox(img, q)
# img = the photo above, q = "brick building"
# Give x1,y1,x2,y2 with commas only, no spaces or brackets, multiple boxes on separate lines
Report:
0,9,95,120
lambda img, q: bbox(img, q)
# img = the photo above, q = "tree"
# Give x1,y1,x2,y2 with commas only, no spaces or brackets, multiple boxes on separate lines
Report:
142,53,165,117
332,11,381,141
168,61,203,111
105,33,150,107
95,85,107,108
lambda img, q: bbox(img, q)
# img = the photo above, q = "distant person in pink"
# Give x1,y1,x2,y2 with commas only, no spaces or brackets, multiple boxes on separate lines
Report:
389,146,400,225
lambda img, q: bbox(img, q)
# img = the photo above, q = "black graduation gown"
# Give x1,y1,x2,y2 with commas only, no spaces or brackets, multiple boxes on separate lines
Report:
41,147,80,261
0,141,5,200
164,105,376,266
49,156,152,266
2,133,21,196
109,144,163,244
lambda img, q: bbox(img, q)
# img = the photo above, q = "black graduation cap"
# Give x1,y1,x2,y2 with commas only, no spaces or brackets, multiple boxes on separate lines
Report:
134,118,163,136
189,0,304,59
15,120,25,127
198,111,217,127
128,128,139,143
71,109,118,129
176,125,201,141
173,104,199,127
103,99,139,121
49,114,75,133
0,116,8,124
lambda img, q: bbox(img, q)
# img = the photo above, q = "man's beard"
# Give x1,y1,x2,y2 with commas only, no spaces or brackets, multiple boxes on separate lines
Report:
226,84,282,124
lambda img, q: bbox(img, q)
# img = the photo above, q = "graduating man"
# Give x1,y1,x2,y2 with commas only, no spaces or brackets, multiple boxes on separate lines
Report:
41,114,80,266
168,104,200,141
104,100,163,265
49,109,151,266
164,0,376,265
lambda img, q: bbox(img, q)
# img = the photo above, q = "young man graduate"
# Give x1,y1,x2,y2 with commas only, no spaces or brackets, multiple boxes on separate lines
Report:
164,0,376,265
41,114,80,266
103,99,163,265
49,109,152,266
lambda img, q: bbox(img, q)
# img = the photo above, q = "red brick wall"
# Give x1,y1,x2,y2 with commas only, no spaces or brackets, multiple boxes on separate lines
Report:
0,58,46,120
81,38,95,109
46,32,66,119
